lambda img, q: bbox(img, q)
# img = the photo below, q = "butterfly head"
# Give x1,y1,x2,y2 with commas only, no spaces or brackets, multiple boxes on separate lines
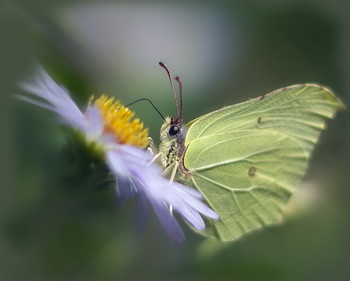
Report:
160,116,185,142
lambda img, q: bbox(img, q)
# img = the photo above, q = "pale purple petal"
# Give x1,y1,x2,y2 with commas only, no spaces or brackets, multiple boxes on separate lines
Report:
144,176,219,222
84,105,104,139
175,184,204,199
176,205,205,230
117,144,154,163
169,184,219,220
16,95,56,112
115,176,138,201
151,200,185,242
153,180,218,230
20,66,89,132
106,150,132,179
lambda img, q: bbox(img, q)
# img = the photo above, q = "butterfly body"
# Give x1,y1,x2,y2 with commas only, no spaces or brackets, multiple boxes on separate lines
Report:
159,116,190,181
159,83,345,242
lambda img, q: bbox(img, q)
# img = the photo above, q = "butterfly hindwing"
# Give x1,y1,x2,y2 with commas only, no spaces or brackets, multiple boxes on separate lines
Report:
184,130,306,241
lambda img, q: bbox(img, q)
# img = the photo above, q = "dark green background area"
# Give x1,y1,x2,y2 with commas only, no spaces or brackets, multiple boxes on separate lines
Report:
1,1,349,281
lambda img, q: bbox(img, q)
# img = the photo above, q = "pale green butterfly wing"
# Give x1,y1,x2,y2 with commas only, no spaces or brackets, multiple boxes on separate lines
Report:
185,130,305,241
183,84,344,241
185,84,344,151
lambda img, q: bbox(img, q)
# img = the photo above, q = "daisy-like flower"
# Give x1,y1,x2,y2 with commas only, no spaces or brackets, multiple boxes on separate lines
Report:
20,66,219,242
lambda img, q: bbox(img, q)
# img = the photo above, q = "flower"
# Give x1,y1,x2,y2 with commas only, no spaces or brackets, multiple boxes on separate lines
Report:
20,66,219,242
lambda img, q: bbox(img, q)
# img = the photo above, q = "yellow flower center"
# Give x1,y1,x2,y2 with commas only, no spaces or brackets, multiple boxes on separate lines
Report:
92,95,149,148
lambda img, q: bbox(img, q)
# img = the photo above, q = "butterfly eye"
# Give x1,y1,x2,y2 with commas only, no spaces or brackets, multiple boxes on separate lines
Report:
169,126,180,136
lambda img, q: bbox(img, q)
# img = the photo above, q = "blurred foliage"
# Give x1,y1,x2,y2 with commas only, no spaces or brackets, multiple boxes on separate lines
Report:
1,0,349,281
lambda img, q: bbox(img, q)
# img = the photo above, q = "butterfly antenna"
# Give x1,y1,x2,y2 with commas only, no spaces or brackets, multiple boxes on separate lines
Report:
174,76,183,123
126,98,165,121
159,62,180,120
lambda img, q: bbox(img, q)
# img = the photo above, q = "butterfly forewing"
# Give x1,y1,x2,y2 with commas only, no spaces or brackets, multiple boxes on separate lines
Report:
185,84,344,152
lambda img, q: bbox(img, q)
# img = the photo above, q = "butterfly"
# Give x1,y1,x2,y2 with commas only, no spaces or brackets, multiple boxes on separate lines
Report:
156,62,345,242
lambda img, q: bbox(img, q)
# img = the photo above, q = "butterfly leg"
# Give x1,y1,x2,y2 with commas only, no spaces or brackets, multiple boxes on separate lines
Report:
148,153,162,166
169,161,179,183
168,161,179,216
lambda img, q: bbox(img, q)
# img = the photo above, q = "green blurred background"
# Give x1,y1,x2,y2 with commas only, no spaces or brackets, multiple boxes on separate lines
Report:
1,0,349,280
